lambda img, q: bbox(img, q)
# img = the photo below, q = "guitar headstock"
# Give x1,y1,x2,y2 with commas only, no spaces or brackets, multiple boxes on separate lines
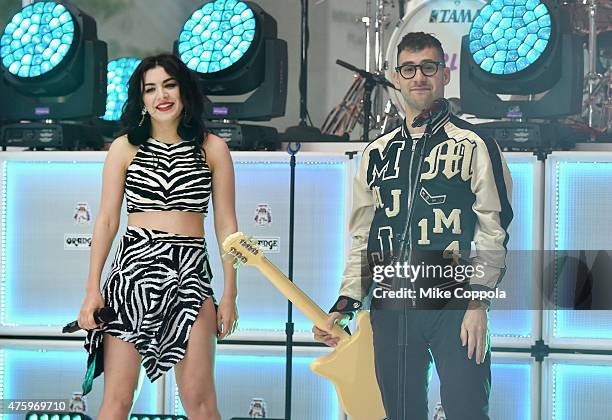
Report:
222,232,264,269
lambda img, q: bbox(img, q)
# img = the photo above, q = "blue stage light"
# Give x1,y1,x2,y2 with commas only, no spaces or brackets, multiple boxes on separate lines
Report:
173,0,287,120
26,414,91,420
178,0,256,74
102,57,141,122
461,0,583,118
468,0,551,75
0,2,107,123
0,1,75,78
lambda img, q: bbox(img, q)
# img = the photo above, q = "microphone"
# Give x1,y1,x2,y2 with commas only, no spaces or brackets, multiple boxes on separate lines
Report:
62,307,117,333
335,59,399,91
411,98,449,128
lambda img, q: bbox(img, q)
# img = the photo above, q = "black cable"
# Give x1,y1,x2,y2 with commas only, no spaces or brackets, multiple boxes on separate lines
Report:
298,0,312,127
306,110,314,127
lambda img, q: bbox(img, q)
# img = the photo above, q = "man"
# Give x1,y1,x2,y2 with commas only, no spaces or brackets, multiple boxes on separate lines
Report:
313,32,513,420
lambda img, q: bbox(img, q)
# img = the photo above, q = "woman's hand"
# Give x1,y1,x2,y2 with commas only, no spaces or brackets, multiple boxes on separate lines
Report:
217,295,239,340
77,290,105,330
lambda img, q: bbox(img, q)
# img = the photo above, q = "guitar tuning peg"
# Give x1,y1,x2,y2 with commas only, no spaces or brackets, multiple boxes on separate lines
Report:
232,260,241,270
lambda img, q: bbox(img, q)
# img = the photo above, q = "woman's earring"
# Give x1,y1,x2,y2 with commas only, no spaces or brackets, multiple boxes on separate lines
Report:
138,106,147,126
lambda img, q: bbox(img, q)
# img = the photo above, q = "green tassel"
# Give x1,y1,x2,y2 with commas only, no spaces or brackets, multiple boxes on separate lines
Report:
82,352,96,396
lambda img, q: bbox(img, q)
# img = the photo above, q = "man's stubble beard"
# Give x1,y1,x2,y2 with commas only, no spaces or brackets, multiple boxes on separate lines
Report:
402,90,434,114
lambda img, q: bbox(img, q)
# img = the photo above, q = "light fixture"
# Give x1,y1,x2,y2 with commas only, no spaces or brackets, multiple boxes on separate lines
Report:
460,0,584,119
25,413,185,420
1,2,74,78
0,1,107,150
174,0,287,122
178,1,257,84
469,0,552,76
100,57,141,122
25,413,92,420
92,56,141,139
0,1,107,120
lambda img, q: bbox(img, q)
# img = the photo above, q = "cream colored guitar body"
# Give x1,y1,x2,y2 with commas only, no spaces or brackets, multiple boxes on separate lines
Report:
223,232,386,420
310,311,386,420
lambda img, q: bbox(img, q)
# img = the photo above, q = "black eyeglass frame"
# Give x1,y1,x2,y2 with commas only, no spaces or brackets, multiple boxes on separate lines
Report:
395,61,446,79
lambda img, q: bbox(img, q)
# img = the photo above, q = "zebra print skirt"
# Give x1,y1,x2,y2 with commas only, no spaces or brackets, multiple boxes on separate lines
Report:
82,226,214,395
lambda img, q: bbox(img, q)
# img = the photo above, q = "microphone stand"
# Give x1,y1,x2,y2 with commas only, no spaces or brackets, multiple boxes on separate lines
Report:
230,147,298,420
395,118,432,419
283,0,346,142
335,59,398,143
394,99,449,417
281,141,300,420
396,99,449,265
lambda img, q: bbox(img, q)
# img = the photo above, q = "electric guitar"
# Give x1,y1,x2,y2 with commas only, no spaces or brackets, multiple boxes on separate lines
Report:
222,232,386,420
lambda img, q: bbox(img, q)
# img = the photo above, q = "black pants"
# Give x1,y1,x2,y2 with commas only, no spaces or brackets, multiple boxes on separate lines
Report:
370,301,491,420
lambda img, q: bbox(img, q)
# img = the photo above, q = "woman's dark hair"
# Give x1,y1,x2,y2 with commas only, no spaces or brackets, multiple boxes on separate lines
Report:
120,53,208,156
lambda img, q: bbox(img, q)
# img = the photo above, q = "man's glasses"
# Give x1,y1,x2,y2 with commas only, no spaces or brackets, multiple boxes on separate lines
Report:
395,61,445,79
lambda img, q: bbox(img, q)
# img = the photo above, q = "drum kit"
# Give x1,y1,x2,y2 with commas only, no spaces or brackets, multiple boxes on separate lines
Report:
562,0,612,138
321,0,612,140
322,0,400,141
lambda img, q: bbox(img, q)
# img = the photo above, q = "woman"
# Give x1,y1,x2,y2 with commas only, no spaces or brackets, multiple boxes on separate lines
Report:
77,53,238,420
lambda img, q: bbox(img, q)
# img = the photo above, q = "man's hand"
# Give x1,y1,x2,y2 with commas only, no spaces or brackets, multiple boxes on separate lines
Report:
460,300,489,364
312,312,350,347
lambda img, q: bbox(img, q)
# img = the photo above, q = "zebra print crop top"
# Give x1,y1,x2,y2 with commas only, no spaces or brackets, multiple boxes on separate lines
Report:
125,138,212,214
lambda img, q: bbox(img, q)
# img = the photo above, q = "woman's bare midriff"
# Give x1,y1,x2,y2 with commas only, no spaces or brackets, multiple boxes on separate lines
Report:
128,211,205,237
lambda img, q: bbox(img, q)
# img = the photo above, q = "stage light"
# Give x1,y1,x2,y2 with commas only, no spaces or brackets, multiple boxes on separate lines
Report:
178,1,256,75
0,1,107,121
25,413,92,420
175,0,287,121
101,57,141,122
469,0,552,76
460,0,583,119
1,2,75,78
25,413,185,420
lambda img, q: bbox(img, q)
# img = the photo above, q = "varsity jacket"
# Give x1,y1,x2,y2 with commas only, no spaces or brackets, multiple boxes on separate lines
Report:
330,108,513,314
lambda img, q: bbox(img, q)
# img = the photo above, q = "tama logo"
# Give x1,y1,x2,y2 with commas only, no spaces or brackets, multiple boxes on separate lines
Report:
64,234,92,250
429,9,478,23
255,237,280,253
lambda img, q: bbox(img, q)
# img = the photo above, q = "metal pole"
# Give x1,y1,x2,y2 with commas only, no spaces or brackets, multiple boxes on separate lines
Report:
374,0,383,72
284,147,297,420
588,0,598,133
372,0,387,132
362,0,372,71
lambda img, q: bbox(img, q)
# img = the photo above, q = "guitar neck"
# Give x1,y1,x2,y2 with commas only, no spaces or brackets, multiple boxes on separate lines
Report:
254,256,349,339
